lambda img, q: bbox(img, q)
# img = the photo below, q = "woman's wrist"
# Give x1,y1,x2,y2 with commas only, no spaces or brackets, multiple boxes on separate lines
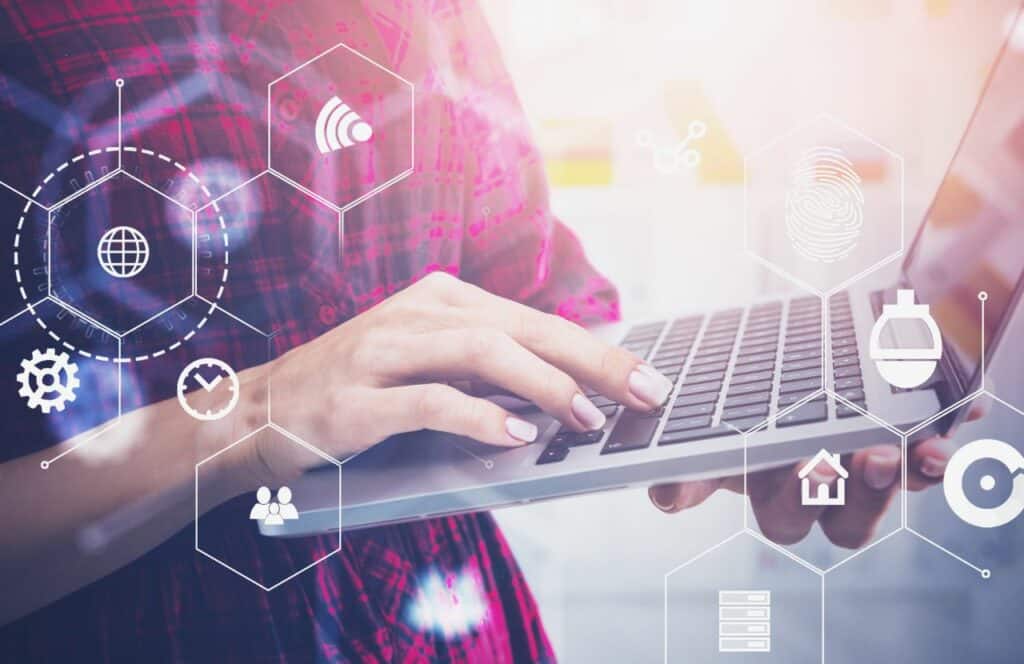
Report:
198,359,307,502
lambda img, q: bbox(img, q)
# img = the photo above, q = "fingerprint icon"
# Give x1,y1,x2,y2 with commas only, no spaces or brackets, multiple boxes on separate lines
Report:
314,95,373,154
784,146,864,263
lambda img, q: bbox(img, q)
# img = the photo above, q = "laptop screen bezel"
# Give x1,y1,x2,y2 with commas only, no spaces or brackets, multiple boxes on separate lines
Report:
900,5,1024,420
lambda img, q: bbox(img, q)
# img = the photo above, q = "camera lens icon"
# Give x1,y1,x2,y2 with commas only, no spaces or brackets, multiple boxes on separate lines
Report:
944,438,1024,529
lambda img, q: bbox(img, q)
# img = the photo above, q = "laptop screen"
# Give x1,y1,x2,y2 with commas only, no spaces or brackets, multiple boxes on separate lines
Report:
903,14,1024,387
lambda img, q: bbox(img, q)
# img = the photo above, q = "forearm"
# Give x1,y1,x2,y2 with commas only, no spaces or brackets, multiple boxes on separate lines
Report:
0,362,270,625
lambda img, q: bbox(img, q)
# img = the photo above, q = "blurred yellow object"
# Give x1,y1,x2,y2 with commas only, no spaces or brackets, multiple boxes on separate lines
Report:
925,0,953,18
664,80,742,184
538,118,613,188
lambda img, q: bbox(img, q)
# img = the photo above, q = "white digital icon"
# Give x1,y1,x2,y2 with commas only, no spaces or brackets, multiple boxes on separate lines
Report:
314,95,373,154
250,485,300,526
719,590,771,653
869,289,943,389
97,225,150,279
943,438,1024,529
784,146,864,263
798,448,848,506
176,357,240,421
17,347,80,414
635,120,707,174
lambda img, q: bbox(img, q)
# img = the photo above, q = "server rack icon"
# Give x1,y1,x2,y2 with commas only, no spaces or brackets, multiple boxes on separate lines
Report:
718,590,771,653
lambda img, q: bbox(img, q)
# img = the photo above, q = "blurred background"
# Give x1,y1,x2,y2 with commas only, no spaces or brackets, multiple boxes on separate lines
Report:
478,1,1024,661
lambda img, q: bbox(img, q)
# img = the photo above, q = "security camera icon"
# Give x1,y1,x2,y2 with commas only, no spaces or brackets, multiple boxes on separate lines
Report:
869,289,943,389
943,438,1024,528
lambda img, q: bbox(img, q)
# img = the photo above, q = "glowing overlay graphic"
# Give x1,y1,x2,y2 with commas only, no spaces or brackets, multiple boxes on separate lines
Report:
314,95,373,154
784,146,864,263
96,225,150,279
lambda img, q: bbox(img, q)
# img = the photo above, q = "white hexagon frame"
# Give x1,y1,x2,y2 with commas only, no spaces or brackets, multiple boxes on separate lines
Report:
194,422,343,592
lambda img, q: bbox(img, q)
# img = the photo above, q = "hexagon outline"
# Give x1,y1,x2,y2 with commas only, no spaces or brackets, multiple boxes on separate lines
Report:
46,170,197,338
902,387,1008,579
739,387,905,572
0,177,49,212
662,529,822,664
47,165,122,213
266,40,415,213
0,301,123,469
194,422,343,592
743,112,905,297
192,170,344,333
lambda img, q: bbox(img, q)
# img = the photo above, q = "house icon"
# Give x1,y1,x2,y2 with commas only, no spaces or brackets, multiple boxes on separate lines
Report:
798,449,849,506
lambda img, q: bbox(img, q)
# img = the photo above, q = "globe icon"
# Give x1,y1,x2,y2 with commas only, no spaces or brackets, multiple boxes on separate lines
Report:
97,226,150,279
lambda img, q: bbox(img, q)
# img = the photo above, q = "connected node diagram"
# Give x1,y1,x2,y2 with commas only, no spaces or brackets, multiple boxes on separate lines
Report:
0,42,414,591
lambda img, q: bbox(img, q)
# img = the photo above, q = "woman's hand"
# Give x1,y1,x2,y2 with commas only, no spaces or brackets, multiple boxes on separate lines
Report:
648,399,989,549
247,272,674,485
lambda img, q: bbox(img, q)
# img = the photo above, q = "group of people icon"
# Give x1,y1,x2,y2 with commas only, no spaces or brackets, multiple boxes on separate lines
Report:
249,485,299,526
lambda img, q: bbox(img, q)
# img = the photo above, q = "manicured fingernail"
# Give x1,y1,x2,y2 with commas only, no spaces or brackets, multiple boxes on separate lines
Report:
505,417,538,443
920,456,947,478
628,364,674,408
865,453,900,490
571,393,606,430
809,468,836,487
649,486,677,512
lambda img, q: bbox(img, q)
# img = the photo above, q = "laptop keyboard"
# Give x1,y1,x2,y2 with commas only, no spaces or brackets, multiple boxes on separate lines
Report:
537,292,869,465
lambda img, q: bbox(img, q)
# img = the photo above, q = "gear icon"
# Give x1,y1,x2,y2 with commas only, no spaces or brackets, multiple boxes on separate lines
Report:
17,348,81,414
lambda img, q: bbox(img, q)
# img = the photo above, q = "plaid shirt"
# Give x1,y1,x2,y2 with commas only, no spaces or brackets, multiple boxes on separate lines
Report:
0,1,618,662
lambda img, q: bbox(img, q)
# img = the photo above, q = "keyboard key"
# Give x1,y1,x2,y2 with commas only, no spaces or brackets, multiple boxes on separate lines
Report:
602,411,661,454
724,392,771,409
688,361,728,378
663,415,713,433
738,345,779,360
834,376,864,390
777,391,824,407
730,370,774,386
722,403,769,420
832,355,859,368
658,424,737,446
685,370,725,386
690,352,732,368
776,402,828,428
780,368,822,383
834,388,865,402
833,364,862,379
836,403,865,418
733,361,775,376
727,381,772,397
591,395,618,408
670,402,716,418
551,429,605,446
780,377,822,394
679,381,722,396
735,351,777,365
783,349,822,363
832,346,859,358
786,332,822,346
673,391,720,407
781,357,822,372
537,445,570,464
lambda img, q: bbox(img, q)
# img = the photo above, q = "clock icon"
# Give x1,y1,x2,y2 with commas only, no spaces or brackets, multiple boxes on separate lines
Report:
176,357,240,421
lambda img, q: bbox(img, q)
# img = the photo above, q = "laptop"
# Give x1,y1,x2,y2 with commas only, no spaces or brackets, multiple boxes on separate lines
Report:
265,20,1024,535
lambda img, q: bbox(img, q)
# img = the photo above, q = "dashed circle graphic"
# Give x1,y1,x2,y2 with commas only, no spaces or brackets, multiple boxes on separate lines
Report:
784,146,864,264
12,146,229,363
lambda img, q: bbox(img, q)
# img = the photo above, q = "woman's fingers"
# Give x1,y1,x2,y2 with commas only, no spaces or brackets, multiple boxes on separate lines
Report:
748,461,835,545
819,446,900,548
388,328,606,431
447,279,672,411
383,383,538,447
907,435,956,490
649,479,725,513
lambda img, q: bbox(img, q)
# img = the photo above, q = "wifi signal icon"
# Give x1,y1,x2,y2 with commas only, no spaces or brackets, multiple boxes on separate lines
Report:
314,95,374,154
